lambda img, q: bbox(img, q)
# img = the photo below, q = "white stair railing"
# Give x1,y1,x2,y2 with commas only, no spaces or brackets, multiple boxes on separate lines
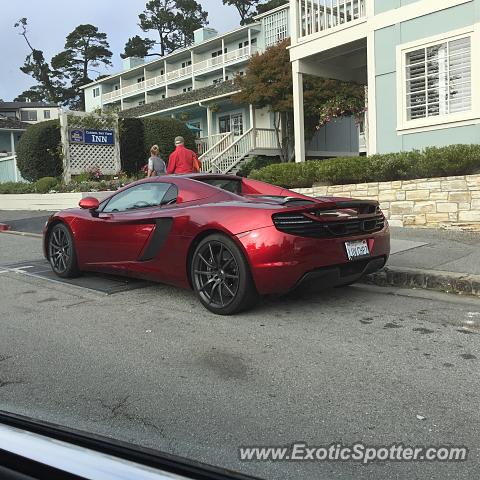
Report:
203,128,280,174
210,129,255,174
196,133,230,154
199,132,234,172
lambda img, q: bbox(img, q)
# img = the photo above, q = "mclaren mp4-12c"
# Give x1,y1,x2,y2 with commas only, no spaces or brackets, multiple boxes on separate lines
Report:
44,174,390,314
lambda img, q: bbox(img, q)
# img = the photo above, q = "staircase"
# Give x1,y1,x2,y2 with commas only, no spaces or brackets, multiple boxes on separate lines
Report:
199,132,233,172
199,128,279,174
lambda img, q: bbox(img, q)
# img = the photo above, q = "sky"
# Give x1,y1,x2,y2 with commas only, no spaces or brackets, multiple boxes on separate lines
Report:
0,0,241,101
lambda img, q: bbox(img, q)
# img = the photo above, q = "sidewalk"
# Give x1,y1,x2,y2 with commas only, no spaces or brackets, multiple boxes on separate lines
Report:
367,227,480,296
388,227,480,275
1,210,479,297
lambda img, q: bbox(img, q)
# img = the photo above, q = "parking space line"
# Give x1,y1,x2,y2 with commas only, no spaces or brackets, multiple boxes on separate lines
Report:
0,260,153,295
0,266,35,274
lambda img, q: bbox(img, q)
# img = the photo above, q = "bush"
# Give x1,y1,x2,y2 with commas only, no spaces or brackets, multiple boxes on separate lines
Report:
35,176,58,193
0,182,36,194
249,144,480,188
119,117,145,175
142,117,196,161
16,120,62,182
237,155,282,177
120,117,196,175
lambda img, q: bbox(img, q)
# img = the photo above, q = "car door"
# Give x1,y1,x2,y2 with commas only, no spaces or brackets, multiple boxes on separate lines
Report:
78,182,176,269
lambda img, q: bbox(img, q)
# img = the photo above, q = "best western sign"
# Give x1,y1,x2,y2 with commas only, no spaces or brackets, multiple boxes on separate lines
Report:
69,128,115,145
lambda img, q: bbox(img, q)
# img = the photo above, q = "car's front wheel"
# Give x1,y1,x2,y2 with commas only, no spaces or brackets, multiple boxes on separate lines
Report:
191,234,258,315
48,223,80,278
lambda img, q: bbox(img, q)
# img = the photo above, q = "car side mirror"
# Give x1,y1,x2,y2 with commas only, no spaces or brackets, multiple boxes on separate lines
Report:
79,196,100,213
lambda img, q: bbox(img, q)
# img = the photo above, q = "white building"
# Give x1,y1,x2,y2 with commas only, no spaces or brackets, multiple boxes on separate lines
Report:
0,102,60,124
82,5,362,173
288,0,480,161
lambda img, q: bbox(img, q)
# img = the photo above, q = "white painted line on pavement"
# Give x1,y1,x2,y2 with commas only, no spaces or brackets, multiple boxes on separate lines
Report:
1,231,42,239
0,266,35,274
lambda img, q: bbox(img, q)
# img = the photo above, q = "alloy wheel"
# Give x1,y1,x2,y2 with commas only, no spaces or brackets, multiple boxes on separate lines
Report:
49,227,72,274
193,240,240,308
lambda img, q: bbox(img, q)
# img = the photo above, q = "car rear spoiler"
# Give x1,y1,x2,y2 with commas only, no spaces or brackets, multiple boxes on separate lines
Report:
281,199,380,215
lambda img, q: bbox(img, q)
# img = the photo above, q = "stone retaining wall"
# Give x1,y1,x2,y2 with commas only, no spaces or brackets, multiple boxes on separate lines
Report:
294,174,480,228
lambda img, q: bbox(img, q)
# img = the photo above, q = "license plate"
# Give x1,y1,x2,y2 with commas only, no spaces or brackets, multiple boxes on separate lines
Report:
345,240,370,260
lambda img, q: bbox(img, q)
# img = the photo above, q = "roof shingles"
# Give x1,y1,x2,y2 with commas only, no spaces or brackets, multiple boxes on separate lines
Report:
0,101,57,109
118,80,239,118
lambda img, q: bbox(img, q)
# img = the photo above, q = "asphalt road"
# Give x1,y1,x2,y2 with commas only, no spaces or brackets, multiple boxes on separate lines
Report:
0,233,479,479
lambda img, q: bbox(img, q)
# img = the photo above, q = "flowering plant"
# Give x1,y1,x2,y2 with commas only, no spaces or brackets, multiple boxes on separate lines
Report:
85,165,103,180
317,94,366,128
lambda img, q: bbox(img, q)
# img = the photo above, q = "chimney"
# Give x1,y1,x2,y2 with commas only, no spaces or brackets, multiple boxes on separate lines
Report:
122,56,145,71
194,27,218,44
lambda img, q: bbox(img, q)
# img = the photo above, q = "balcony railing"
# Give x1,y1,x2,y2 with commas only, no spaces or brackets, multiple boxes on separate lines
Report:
146,74,166,89
102,89,122,102
101,46,256,103
192,55,225,73
224,46,255,64
255,128,280,149
123,81,145,95
166,65,192,81
297,0,366,39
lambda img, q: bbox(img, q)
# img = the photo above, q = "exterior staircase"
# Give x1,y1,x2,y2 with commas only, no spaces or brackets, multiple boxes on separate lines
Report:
199,128,279,174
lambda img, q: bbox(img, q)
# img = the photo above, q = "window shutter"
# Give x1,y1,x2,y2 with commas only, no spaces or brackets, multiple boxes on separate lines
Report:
405,36,471,121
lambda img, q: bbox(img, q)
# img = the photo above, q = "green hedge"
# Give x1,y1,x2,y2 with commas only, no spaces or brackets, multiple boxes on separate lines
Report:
120,116,196,175
237,155,282,177
16,120,62,182
0,182,36,194
249,145,480,188
119,118,145,175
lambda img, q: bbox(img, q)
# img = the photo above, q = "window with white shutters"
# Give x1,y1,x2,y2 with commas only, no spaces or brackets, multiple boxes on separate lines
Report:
405,36,471,122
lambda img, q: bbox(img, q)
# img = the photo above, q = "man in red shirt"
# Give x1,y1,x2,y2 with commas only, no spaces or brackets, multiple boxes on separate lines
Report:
167,136,199,174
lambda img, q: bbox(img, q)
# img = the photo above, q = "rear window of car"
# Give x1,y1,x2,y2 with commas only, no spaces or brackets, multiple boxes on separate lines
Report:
197,178,242,195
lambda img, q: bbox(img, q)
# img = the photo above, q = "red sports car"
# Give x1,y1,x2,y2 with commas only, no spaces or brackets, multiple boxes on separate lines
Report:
43,174,390,314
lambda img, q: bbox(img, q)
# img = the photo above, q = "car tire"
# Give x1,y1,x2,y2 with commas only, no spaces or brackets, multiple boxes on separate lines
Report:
48,223,81,278
191,233,258,315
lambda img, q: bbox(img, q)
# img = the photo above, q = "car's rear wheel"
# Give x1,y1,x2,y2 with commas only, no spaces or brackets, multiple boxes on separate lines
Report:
48,223,80,278
191,234,257,315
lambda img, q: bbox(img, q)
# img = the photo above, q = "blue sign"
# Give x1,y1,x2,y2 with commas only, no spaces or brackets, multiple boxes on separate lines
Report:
84,129,115,145
69,129,84,143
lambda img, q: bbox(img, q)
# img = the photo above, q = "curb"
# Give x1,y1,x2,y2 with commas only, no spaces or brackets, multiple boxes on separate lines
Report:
364,266,480,297
0,223,10,231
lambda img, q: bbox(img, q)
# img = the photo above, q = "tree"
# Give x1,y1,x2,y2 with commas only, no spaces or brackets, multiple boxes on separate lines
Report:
223,0,259,25
51,24,113,110
138,0,208,56
121,35,157,59
14,18,65,103
256,0,288,15
14,86,47,103
234,39,365,162
175,0,209,46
